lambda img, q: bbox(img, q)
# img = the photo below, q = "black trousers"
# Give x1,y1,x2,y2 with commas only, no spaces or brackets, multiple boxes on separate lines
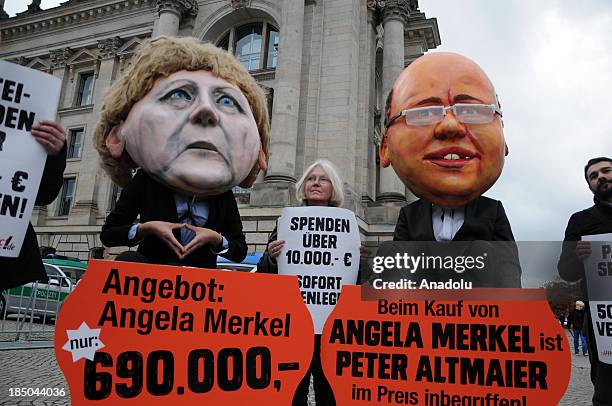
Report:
293,335,335,406
586,313,612,406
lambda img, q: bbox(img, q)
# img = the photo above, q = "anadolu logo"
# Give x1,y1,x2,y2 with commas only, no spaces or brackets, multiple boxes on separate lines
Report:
0,235,16,251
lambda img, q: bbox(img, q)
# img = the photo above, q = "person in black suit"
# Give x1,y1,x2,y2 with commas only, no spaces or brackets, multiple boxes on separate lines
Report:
386,196,520,287
93,37,269,266
557,157,612,405
1,120,66,289
378,52,520,287
100,169,247,268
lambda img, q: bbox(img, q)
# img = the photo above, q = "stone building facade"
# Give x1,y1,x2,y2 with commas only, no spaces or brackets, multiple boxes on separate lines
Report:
0,0,440,260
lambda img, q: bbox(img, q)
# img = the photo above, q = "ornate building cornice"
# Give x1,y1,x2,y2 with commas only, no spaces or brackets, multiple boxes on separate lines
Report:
367,0,384,25
13,56,30,66
367,0,385,12
62,0,97,4
97,36,123,60
407,0,419,13
230,0,252,9
49,47,73,69
404,16,441,54
0,0,155,41
381,0,410,24
156,0,198,18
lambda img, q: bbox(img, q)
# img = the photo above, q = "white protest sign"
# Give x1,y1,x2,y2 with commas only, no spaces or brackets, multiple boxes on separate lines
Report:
277,206,360,333
583,233,612,364
0,61,60,258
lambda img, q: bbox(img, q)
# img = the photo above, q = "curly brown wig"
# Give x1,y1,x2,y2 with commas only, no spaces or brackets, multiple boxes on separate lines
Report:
93,36,270,188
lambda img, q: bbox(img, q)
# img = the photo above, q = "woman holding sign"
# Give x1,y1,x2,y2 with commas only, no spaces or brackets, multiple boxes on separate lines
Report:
259,158,348,406
258,159,345,271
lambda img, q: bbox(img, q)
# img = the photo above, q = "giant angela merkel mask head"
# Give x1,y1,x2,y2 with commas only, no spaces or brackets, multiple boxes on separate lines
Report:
94,36,269,197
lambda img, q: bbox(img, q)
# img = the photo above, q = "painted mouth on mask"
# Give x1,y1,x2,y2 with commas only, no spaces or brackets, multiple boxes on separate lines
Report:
186,141,218,152
424,147,480,168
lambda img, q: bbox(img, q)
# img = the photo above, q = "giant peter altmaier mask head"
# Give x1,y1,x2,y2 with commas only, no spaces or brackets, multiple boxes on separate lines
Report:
94,36,269,197
380,52,508,209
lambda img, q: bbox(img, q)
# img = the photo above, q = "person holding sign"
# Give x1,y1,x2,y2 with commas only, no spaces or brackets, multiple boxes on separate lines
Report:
558,157,612,406
258,159,347,406
0,120,66,289
379,52,521,288
93,37,268,269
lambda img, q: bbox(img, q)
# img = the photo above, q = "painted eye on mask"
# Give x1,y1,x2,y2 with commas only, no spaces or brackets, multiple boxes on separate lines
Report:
162,88,193,106
215,94,243,113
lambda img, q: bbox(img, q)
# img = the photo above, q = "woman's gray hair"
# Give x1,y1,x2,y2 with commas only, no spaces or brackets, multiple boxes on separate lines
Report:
295,159,344,207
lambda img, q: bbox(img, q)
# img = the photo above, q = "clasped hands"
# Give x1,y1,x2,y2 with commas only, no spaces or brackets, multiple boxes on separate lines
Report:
138,221,222,259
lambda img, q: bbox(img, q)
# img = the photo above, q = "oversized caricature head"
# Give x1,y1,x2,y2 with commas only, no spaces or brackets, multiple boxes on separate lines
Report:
380,52,508,209
94,37,269,197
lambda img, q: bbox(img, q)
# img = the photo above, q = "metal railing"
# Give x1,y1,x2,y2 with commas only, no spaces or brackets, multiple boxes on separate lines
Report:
0,275,74,342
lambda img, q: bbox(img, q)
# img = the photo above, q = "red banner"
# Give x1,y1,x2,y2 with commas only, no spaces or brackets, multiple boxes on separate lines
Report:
54,260,313,405
321,286,571,405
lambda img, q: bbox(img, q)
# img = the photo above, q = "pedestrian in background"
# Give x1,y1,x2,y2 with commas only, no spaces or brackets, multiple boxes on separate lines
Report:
567,300,588,356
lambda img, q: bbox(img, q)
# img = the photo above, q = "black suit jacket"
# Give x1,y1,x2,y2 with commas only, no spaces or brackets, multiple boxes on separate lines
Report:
0,146,66,290
557,198,612,285
394,196,516,242
100,170,247,269
388,196,521,287
556,199,612,404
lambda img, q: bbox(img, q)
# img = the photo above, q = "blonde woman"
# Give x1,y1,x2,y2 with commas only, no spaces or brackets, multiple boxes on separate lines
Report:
258,159,345,405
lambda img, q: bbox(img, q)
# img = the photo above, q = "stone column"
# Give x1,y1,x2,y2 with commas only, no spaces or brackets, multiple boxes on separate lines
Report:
309,0,361,211
154,0,198,37
29,49,71,225
264,0,305,183
377,0,409,202
251,0,304,206
49,48,73,108
68,38,122,225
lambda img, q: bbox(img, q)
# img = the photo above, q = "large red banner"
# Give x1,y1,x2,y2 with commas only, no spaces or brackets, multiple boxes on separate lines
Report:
54,260,314,405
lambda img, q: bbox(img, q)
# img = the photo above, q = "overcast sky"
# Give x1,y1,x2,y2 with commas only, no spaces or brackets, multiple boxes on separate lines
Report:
4,0,61,15
4,1,612,241
419,0,612,241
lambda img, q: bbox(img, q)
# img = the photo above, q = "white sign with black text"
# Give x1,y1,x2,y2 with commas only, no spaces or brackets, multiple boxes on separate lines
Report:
0,61,60,258
583,233,612,364
277,206,360,334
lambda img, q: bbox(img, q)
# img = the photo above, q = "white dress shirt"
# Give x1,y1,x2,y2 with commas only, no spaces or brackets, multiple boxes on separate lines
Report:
431,204,465,241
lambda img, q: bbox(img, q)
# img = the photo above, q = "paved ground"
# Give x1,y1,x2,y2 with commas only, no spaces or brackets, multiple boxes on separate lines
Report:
560,350,593,406
0,321,595,405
